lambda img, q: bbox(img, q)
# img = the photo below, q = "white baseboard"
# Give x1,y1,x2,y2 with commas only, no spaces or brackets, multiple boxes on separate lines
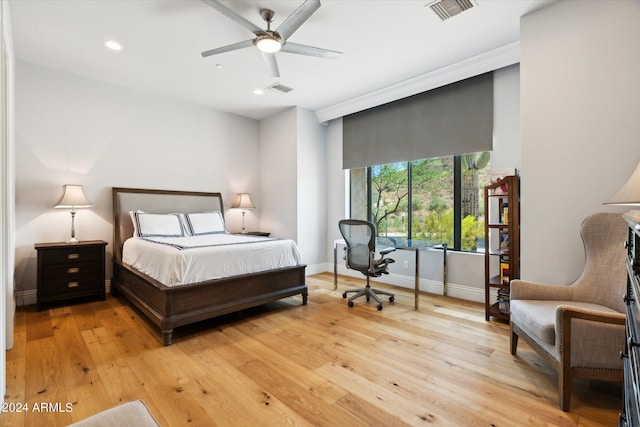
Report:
304,263,327,276
321,262,485,304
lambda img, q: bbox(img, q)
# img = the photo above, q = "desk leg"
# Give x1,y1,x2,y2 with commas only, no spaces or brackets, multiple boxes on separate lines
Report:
333,241,338,290
414,249,419,310
443,243,447,296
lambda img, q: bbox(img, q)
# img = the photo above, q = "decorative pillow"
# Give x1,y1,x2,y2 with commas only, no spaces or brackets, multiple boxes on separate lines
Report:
185,211,226,235
135,212,185,237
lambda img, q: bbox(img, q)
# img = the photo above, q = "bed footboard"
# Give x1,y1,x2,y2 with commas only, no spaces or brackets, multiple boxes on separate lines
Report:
112,261,307,345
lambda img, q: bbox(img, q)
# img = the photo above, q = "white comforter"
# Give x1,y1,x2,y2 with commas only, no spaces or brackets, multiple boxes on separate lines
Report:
122,233,302,287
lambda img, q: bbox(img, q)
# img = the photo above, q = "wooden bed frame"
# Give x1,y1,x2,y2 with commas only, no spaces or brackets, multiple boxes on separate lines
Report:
111,187,307,345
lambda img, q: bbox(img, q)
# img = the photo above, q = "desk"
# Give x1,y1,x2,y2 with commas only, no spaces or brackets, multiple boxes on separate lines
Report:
333,238,447,310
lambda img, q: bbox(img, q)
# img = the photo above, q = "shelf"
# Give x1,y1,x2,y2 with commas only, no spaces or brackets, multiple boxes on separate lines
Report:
488,250,509,256
488,302,509,320
487,223,510,229
488,275,510,287
484,174,519,322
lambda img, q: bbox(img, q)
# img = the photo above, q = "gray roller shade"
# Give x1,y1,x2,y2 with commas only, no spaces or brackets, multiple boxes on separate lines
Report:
343,72,494,169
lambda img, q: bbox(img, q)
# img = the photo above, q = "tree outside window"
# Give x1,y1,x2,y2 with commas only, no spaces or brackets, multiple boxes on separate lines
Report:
350,151,491,252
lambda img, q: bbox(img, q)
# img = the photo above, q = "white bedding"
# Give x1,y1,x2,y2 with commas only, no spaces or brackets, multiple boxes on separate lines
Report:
122,233,302,286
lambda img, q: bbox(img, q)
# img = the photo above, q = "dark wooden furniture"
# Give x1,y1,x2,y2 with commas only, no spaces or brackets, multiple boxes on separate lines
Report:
236,231,271,237
111,187,307,346
484,175,520,321
35,240,107,311
621,214,640,426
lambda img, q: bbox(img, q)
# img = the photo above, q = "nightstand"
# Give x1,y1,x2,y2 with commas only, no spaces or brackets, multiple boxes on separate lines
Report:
244,231,270,237
234,231,271,237
35,240,107,311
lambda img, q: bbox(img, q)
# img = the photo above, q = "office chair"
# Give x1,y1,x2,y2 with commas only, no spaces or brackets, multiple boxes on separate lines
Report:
338,219,396,310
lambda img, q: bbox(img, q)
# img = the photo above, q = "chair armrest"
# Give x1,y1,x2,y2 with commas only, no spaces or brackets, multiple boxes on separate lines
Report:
379,247,396,256
510,279,574,301
556,305,626,367
557,305,625,326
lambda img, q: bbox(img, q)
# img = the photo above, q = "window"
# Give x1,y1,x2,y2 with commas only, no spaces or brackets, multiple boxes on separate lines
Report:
350,152,491,252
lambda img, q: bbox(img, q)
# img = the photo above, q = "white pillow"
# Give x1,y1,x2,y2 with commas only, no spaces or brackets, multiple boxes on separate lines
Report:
129,210,144,238
135,212,185,237
185,212,226,235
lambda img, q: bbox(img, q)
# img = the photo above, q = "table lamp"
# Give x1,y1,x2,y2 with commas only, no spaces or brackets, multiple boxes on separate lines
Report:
231,193,255,233
54,184,92,243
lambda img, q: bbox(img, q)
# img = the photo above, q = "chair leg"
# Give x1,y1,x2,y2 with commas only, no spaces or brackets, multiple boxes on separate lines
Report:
371,288,394,298
510,329,519,355
558,366,572,411
346,289,367,302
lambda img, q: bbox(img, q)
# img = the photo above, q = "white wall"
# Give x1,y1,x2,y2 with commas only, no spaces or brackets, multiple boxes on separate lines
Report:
14,61,261,301
1,0,16,404
258,106,328,272
296,108,328,273
259,108,298,240
520,0,640,284
325,66,522,302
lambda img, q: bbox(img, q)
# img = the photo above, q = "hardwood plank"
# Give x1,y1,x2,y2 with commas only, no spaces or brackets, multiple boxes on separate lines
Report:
3,274,622,426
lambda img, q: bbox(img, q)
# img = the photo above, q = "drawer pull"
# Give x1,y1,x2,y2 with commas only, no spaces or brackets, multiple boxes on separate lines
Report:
68,253,80,260
67,281,79,288
67,267,80,274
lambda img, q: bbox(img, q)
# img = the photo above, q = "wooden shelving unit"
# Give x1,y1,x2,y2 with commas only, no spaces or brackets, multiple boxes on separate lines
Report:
484,175,520,321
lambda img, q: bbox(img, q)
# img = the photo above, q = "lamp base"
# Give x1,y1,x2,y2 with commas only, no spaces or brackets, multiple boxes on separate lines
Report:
67,237,79,244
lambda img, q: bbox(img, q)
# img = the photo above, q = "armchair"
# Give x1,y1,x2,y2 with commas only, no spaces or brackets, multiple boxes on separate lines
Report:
510,212,627,411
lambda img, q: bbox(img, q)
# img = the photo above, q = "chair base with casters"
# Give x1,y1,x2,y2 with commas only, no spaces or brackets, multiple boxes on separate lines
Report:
342,273,395,311
338,219,396,310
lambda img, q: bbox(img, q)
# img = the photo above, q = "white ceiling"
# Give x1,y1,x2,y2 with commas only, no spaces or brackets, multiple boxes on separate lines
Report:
8,0,554,121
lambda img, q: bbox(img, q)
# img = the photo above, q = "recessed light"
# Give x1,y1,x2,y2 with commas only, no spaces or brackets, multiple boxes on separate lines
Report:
253,89,264,95
105,40,122,51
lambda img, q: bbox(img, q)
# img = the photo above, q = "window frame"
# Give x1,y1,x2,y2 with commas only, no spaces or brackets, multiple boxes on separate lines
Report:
355,153,487,252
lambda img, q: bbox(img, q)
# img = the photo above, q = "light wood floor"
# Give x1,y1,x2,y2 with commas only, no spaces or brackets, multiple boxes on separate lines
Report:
2,273,622,426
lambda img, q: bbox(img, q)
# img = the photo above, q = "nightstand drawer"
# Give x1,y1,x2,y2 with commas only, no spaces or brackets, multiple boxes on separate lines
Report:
39,276,102,297
40,246,102,265
41,261,101,279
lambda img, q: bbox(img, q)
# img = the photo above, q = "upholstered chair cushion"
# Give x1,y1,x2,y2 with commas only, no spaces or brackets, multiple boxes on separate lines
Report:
67,400,160,427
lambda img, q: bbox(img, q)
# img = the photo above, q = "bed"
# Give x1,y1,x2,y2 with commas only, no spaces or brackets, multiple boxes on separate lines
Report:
111,187,307,345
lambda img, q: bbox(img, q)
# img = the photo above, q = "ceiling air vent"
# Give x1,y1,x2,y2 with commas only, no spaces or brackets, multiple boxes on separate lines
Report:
427,0,477,21
266,83,294,94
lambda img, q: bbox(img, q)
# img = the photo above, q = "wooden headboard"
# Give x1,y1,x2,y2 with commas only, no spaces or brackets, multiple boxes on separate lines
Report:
112,187,224,262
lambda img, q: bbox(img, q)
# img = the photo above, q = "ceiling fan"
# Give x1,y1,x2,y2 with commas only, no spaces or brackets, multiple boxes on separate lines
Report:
200,0,341,78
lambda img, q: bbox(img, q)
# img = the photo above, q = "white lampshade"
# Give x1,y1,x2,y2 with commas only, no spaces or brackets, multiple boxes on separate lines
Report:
54,184,92,243
231,193,255,210
604,159,640,205
54,184,92,209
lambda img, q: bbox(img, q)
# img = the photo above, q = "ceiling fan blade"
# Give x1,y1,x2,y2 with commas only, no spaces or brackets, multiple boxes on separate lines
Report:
261,52,280,78
275,0,320,41
200,0,262,34
280,42,341,59
201,39,254,58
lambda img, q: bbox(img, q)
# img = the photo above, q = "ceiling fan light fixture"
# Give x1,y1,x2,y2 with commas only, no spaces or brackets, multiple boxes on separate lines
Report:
255,34,282,53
